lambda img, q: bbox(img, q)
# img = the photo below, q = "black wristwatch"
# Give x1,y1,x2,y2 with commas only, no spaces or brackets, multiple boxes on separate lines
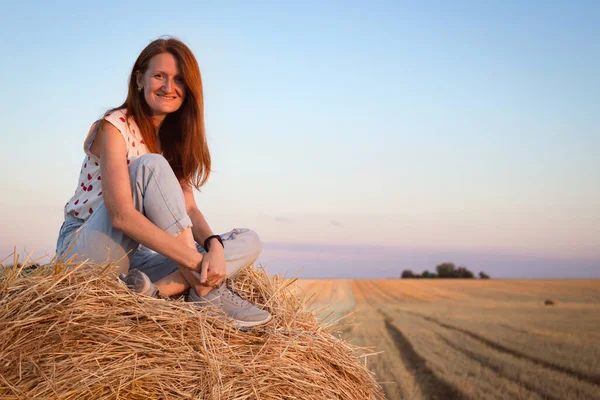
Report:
203,235,224,252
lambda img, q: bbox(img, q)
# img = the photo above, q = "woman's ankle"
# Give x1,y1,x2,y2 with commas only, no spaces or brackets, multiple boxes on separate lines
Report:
154,271,190,296
194,285,213,297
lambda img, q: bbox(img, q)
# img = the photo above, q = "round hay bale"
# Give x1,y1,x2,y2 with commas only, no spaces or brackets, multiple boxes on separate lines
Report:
544,298,556,306
0,262,383,399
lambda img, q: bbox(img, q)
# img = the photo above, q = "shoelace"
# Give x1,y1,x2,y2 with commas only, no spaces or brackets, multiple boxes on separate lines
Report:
222,279,251,307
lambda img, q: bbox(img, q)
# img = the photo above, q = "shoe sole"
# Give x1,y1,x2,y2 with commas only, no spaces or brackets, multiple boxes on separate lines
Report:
232,313,273,328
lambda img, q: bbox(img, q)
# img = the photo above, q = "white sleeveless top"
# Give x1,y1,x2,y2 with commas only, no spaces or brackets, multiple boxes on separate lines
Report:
64,109,150,220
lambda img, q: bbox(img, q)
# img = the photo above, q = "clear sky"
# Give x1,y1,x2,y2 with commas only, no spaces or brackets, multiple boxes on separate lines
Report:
1,1,598,278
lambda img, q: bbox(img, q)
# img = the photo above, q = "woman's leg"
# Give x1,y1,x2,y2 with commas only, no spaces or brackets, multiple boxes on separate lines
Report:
131,228,262,296
57,154,197,277
130,228,271,327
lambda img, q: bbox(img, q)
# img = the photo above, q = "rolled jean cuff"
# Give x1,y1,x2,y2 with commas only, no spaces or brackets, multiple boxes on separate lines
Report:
164,215,193,237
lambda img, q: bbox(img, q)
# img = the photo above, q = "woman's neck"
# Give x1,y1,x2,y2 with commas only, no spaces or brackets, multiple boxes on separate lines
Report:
152,115,166,129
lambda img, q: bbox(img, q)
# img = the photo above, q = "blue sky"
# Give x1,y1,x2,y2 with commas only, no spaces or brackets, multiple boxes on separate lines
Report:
1,1,598,277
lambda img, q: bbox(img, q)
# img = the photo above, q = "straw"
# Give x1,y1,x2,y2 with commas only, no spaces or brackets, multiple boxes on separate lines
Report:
0,260,383,399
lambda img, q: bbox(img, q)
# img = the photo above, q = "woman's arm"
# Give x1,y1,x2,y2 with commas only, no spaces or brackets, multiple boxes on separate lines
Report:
90,122,203,271
182,183,226,284
181,183,215,246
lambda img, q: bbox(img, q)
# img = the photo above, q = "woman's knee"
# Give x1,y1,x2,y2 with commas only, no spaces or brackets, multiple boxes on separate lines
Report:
130,154,177,186
223,228,262,270
135,154,170,171
242,229,262,262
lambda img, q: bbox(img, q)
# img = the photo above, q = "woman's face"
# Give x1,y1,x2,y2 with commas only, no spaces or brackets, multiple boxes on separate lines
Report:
137,52,186,122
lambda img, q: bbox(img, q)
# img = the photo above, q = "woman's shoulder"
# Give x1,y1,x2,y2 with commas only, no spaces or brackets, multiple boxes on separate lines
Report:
103,108,129,131
84,108,134,154
102,108,145,154
104,108,143,138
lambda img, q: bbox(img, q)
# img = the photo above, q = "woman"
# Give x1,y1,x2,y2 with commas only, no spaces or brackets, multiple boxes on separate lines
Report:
56,37,272,328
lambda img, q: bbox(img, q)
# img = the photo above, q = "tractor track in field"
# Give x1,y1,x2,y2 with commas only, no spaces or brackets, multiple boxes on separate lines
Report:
435,333,562,400
352,281,467,399
361,280,403,304
374,280,429,303
403,310,600,387
378,309,468,400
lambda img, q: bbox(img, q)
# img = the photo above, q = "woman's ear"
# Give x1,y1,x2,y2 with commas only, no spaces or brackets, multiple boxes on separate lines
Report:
135,71,143,91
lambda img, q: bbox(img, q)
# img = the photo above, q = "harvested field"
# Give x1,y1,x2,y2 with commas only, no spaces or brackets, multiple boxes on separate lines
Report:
295,279,600,400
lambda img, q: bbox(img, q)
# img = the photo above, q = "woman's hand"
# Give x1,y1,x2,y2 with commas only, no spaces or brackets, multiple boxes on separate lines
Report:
198,244,226,287
180,184,226,288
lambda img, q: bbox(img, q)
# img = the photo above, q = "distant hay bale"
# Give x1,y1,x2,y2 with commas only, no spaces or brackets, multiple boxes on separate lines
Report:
0,261,383,399
544,298,556,306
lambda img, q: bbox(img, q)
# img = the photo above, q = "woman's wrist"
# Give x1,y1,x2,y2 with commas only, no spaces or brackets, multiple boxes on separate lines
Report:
204,235,224,252
187,252,203,271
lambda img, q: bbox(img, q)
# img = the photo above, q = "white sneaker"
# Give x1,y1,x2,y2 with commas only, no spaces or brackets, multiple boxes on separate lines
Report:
118,269,160,298
187,280,272,327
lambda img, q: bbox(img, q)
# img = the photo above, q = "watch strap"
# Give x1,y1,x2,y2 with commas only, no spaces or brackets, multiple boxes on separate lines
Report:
203,235,224,252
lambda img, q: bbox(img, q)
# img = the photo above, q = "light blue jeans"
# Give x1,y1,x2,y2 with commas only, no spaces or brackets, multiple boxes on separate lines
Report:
56,154,261,283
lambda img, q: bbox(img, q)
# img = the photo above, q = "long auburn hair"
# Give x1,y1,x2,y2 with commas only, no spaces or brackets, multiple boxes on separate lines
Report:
110,37,211,189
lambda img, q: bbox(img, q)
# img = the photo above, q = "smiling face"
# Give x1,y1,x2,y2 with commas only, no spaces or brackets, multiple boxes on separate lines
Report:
137,52,186,125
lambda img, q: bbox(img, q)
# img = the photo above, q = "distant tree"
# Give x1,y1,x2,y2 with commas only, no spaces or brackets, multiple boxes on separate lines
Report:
402,264,477,279
479,271,490,279
436,262,456,278
434,262,476,278
421,270,435,279
455,266,474,279
401,269,415,279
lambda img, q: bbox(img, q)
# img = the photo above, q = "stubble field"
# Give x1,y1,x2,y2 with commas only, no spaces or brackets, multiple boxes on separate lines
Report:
296,279,600,400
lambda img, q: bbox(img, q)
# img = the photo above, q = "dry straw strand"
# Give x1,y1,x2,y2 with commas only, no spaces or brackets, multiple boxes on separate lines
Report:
0,260,383,399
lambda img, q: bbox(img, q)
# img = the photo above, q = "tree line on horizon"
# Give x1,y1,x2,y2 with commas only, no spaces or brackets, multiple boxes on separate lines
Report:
401,262,490,279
